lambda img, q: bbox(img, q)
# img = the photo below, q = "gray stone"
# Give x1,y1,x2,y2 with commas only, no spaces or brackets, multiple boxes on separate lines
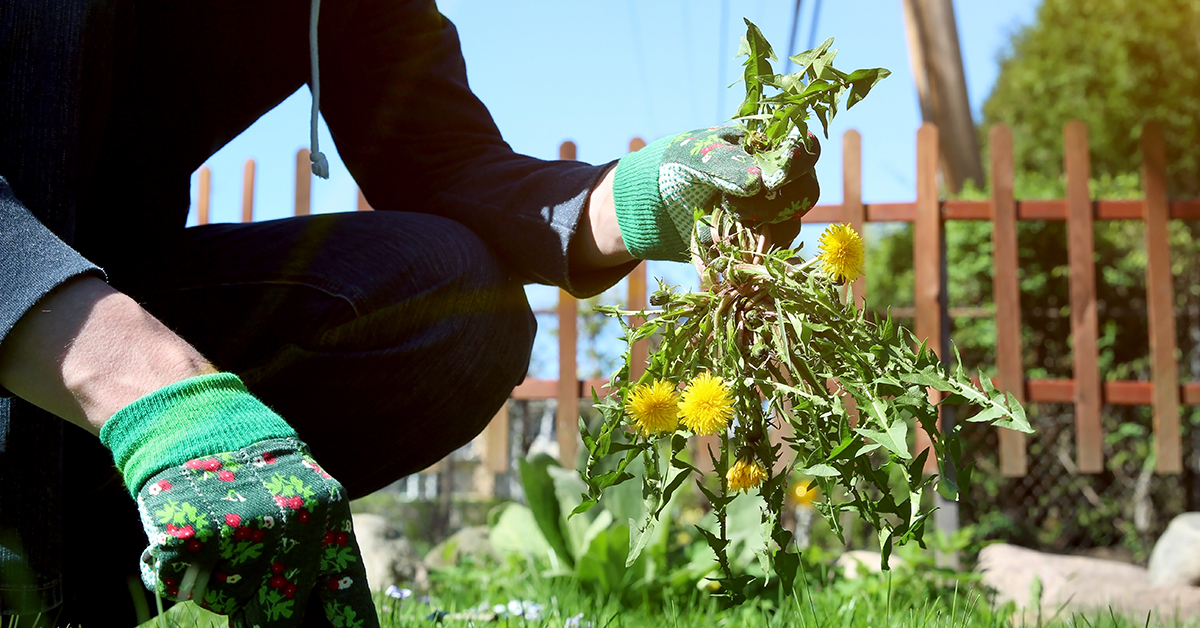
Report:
978,543,1200,621
424,525,497,570
351,513,430,592
836,550,905,579
1149,513,1200,587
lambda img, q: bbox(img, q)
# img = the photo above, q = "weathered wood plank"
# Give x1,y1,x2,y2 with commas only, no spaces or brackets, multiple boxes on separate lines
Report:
1064,120,1103,473
1141,122,1182,474
989,125,1027,477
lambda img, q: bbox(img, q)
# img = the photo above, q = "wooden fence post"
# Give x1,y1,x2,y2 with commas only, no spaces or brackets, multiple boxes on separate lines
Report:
989,125,1028,477
1064,120,1104,473
628,138,649,383
197,167,211,226
842,130,866,310
1141,121,1182,474
913,123,943,472
557,141,580,467
241,159,256,223
295,149,311,216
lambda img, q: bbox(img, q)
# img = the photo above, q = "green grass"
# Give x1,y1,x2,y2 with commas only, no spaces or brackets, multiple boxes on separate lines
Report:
111,564,1199,628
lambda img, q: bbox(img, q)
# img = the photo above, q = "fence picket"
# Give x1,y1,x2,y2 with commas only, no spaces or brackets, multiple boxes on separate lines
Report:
1141,122,1182,474
295,149,311,216
241,159,256,223
1064,120,1103,473
989,125,1028,477
913,123,942,471
197,167,211,226
843,130,866,310
556,141,580,467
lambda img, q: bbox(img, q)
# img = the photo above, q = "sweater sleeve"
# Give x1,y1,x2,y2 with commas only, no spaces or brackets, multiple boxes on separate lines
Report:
318,0,637,298
0,178,104,349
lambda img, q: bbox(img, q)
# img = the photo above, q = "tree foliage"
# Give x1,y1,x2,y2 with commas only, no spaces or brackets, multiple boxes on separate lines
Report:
983,0,1200,196
866,0,1200,554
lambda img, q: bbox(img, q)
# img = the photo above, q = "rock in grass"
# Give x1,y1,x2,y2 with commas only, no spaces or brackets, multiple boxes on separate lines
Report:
978,543,1200,621
425,525,497,569
1148,512,1200,587
351,513,430,592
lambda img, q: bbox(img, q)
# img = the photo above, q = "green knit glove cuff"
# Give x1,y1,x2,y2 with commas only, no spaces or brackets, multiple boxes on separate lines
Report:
99,373,297,497
612,134,688,262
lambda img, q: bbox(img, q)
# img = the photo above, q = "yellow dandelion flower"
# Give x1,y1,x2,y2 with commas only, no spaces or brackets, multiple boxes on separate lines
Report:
790,481,819,506
678,372,734,435
817,223,865,283
727,458,768,493
625,380,680,436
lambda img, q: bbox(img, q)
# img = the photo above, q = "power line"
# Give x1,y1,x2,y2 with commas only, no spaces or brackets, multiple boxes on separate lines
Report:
785,0,803,73
626,0,657,132
716,0,729,122
806,0,824,50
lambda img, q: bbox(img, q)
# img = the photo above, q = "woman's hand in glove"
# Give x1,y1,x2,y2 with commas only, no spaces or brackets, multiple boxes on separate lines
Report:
610,125,821,262
101,373,379,628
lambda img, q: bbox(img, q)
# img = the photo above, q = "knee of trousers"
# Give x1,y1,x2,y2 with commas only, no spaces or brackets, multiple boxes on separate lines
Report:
242,214,537,495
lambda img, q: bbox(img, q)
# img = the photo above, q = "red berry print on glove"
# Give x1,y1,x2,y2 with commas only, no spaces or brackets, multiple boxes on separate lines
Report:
148,480,173,495
284,583,298,599
271,561,285,575
251,529,265,542
270,575,287,589
273,494,287,508
225,513,241,528
187,539,203,552
287,496,304,509
297,509,310,523
185,458,222,471
336,532,349,547
233,527,251,541
217,470,235,482
166,524,195,539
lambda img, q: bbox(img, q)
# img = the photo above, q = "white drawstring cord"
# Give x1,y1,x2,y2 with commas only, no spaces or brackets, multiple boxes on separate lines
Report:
309,0,329,179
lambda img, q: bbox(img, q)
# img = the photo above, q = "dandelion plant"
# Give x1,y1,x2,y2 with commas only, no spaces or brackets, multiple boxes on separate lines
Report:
575,19,1032,604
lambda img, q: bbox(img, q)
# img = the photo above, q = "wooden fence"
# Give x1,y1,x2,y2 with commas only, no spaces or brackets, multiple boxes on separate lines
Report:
193,120,1200,493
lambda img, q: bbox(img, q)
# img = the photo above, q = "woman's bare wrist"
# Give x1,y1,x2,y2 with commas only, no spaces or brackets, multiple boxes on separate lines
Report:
0,276,215,434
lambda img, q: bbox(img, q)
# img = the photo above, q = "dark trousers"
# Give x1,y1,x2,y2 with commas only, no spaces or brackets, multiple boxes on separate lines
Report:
56,211,536,626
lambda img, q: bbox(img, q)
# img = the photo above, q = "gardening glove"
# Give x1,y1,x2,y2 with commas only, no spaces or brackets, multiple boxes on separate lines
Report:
612,125,821,262
99,373,380,628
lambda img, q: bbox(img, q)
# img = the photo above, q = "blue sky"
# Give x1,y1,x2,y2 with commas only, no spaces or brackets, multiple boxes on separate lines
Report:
189,0,1041,376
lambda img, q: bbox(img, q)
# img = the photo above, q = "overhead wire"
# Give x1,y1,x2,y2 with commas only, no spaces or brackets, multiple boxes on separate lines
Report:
785,0,803,73
716,0,729,121
806,0,824,50
627,0,658,133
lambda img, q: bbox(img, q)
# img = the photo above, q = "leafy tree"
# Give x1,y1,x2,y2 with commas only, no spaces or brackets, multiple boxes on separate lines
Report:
983,0,1200,196
864,0,1200,555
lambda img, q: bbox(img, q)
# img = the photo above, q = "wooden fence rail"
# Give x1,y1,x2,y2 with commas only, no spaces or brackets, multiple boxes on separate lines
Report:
193,120,1197,489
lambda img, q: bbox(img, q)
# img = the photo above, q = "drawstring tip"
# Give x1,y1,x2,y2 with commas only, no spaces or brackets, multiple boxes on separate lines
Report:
310,151,329,179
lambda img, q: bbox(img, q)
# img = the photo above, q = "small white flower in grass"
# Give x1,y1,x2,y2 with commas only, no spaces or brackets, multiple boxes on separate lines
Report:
492,604,506,615
384,585,412,600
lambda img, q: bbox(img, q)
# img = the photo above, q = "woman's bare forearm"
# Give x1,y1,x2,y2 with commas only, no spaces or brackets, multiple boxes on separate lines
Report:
571,166,635,272
0,276,215,434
